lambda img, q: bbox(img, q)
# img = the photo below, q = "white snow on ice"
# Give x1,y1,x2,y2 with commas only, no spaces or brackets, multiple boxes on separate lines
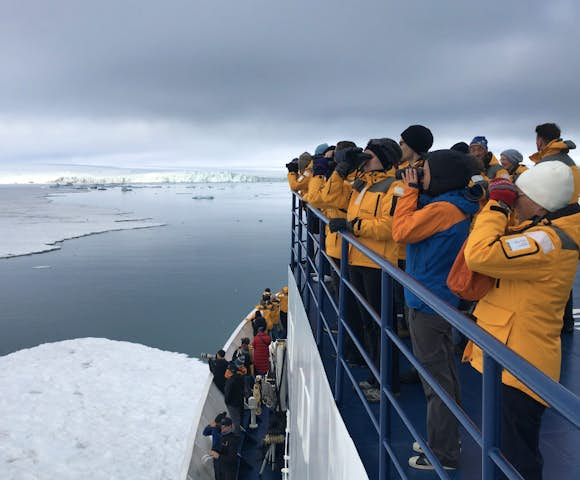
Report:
0,338,207,480
0,165,283,185
0,187,164,258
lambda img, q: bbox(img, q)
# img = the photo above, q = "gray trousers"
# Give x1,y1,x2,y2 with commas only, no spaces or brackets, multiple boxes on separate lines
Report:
408,308,461,465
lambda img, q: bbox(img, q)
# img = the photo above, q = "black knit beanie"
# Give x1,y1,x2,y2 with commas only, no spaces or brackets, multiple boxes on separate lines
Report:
425,149,472,197
366,138,402,170
401,125,434,155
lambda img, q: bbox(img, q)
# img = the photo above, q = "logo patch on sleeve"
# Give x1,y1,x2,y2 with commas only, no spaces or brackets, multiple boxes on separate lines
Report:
394,186,405,196
505,236,531,252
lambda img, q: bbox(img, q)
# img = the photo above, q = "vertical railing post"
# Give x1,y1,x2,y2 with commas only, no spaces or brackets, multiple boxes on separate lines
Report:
334,236,350,405
290,193,297,271
379,270,393,480
482,352,502,480
296,199,304,292
316,217,326,347
305,207,314,313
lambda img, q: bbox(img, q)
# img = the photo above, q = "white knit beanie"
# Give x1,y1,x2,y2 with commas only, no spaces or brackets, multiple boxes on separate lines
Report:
515,161,574,212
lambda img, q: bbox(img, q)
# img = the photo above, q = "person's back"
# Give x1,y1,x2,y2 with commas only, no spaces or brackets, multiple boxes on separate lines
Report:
209,350,228,394
253,329,272,375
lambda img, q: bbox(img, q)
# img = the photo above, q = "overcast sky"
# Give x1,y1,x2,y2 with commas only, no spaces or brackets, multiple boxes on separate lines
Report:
0,0,579,171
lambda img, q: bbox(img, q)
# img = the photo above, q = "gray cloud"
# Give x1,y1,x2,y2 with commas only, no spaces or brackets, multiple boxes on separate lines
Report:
0,0,579,168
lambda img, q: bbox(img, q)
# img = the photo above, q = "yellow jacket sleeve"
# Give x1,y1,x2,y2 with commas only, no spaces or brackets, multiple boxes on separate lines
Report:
464,201,561,279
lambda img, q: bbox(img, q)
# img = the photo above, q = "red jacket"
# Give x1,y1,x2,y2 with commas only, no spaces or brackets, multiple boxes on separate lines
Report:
252,332,271,374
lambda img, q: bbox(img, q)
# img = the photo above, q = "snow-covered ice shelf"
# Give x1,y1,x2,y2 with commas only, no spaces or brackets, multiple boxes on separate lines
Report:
0,187,164,258
0,338,207,480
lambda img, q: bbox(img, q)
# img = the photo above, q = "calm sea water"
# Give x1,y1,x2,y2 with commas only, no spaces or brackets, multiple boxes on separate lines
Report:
0,183,290,357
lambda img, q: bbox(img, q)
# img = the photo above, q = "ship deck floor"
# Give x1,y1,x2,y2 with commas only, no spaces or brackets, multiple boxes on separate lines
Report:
305,273,580,479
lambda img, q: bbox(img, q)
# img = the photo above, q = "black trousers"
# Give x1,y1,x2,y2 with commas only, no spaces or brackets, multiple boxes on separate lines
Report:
562,289,574,333
501,385,546,480
348,265,381,370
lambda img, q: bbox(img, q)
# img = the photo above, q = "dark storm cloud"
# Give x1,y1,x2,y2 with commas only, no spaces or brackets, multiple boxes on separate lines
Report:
0,0,579,166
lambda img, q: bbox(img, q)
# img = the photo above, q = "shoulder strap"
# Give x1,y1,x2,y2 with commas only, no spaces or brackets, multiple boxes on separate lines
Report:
546,224,578,251
486,164,503,178
539,153,575,167
368,176,396,193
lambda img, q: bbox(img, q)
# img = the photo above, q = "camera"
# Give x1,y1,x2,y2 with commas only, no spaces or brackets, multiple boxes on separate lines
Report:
200,352,215,361
395,166,424,181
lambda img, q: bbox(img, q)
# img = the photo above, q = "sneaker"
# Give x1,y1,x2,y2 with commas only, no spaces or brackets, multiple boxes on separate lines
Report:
408,453,456,471
363,387,380,403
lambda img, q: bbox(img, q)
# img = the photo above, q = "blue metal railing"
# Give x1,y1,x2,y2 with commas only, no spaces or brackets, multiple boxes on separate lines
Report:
289,193,580,480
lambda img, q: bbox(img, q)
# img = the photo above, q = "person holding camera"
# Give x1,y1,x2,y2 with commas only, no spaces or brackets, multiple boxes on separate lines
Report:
286,152,313,196
203,411,227,480
463,161,579,480
213,417,241,480
392,149,479,470
325,138,404,401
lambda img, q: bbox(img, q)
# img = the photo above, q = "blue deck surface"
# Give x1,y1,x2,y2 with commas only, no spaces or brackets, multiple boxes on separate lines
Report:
303,274,580,479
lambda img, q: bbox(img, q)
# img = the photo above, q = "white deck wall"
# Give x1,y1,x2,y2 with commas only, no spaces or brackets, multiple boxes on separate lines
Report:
287,267,368,480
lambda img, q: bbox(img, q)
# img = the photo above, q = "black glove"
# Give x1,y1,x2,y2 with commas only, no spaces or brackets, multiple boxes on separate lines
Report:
329,218,353,233
286,160,299,173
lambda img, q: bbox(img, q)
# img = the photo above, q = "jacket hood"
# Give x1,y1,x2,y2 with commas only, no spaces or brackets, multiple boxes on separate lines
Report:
425,149,473,196
419,188,480,216
529,139,576,163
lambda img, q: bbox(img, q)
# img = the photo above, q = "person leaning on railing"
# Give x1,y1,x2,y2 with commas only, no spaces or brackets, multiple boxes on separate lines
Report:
303,140,357,294
392,149,480,471
462,161,580,480
324,138,404,402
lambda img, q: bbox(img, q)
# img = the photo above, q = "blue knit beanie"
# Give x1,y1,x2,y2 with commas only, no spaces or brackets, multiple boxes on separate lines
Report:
470,136,488,150
315,143,329,155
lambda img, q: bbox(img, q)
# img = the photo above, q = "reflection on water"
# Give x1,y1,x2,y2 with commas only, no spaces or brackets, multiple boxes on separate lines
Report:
0,183,290,357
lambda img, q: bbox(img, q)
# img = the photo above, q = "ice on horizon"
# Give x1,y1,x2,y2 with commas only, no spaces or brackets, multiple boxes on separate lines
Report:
0,338,207,480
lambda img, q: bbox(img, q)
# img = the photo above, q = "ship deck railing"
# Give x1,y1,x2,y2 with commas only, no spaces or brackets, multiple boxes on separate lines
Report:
289,192,580,480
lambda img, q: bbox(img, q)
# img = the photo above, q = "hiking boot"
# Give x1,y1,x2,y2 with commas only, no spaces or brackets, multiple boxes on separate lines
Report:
408,453,457,471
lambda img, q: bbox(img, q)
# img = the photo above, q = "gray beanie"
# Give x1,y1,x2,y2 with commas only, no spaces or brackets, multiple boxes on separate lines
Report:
500,149,523,167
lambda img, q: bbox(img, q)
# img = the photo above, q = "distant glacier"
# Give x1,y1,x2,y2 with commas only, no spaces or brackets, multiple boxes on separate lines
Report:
0,165,285,184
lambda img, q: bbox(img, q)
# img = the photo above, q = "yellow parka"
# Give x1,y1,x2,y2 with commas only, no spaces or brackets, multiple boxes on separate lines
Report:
530,139,580,203
303,173,348,259
484,153,510,180
287,161,313,196
322,169,404,268
463,201,580,405
276,287,288,313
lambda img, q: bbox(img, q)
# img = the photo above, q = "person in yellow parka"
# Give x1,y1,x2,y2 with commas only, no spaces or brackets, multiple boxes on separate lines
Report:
286,152,313,196
531,122,579,334
326,138,404,400
276,286,289,338
463,162,580,480
499,149,528,181
469,136,509,180
304,141,358,268
530,122,580,203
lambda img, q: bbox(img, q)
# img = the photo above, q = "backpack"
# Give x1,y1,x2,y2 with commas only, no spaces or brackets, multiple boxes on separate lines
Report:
446,238,495,301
